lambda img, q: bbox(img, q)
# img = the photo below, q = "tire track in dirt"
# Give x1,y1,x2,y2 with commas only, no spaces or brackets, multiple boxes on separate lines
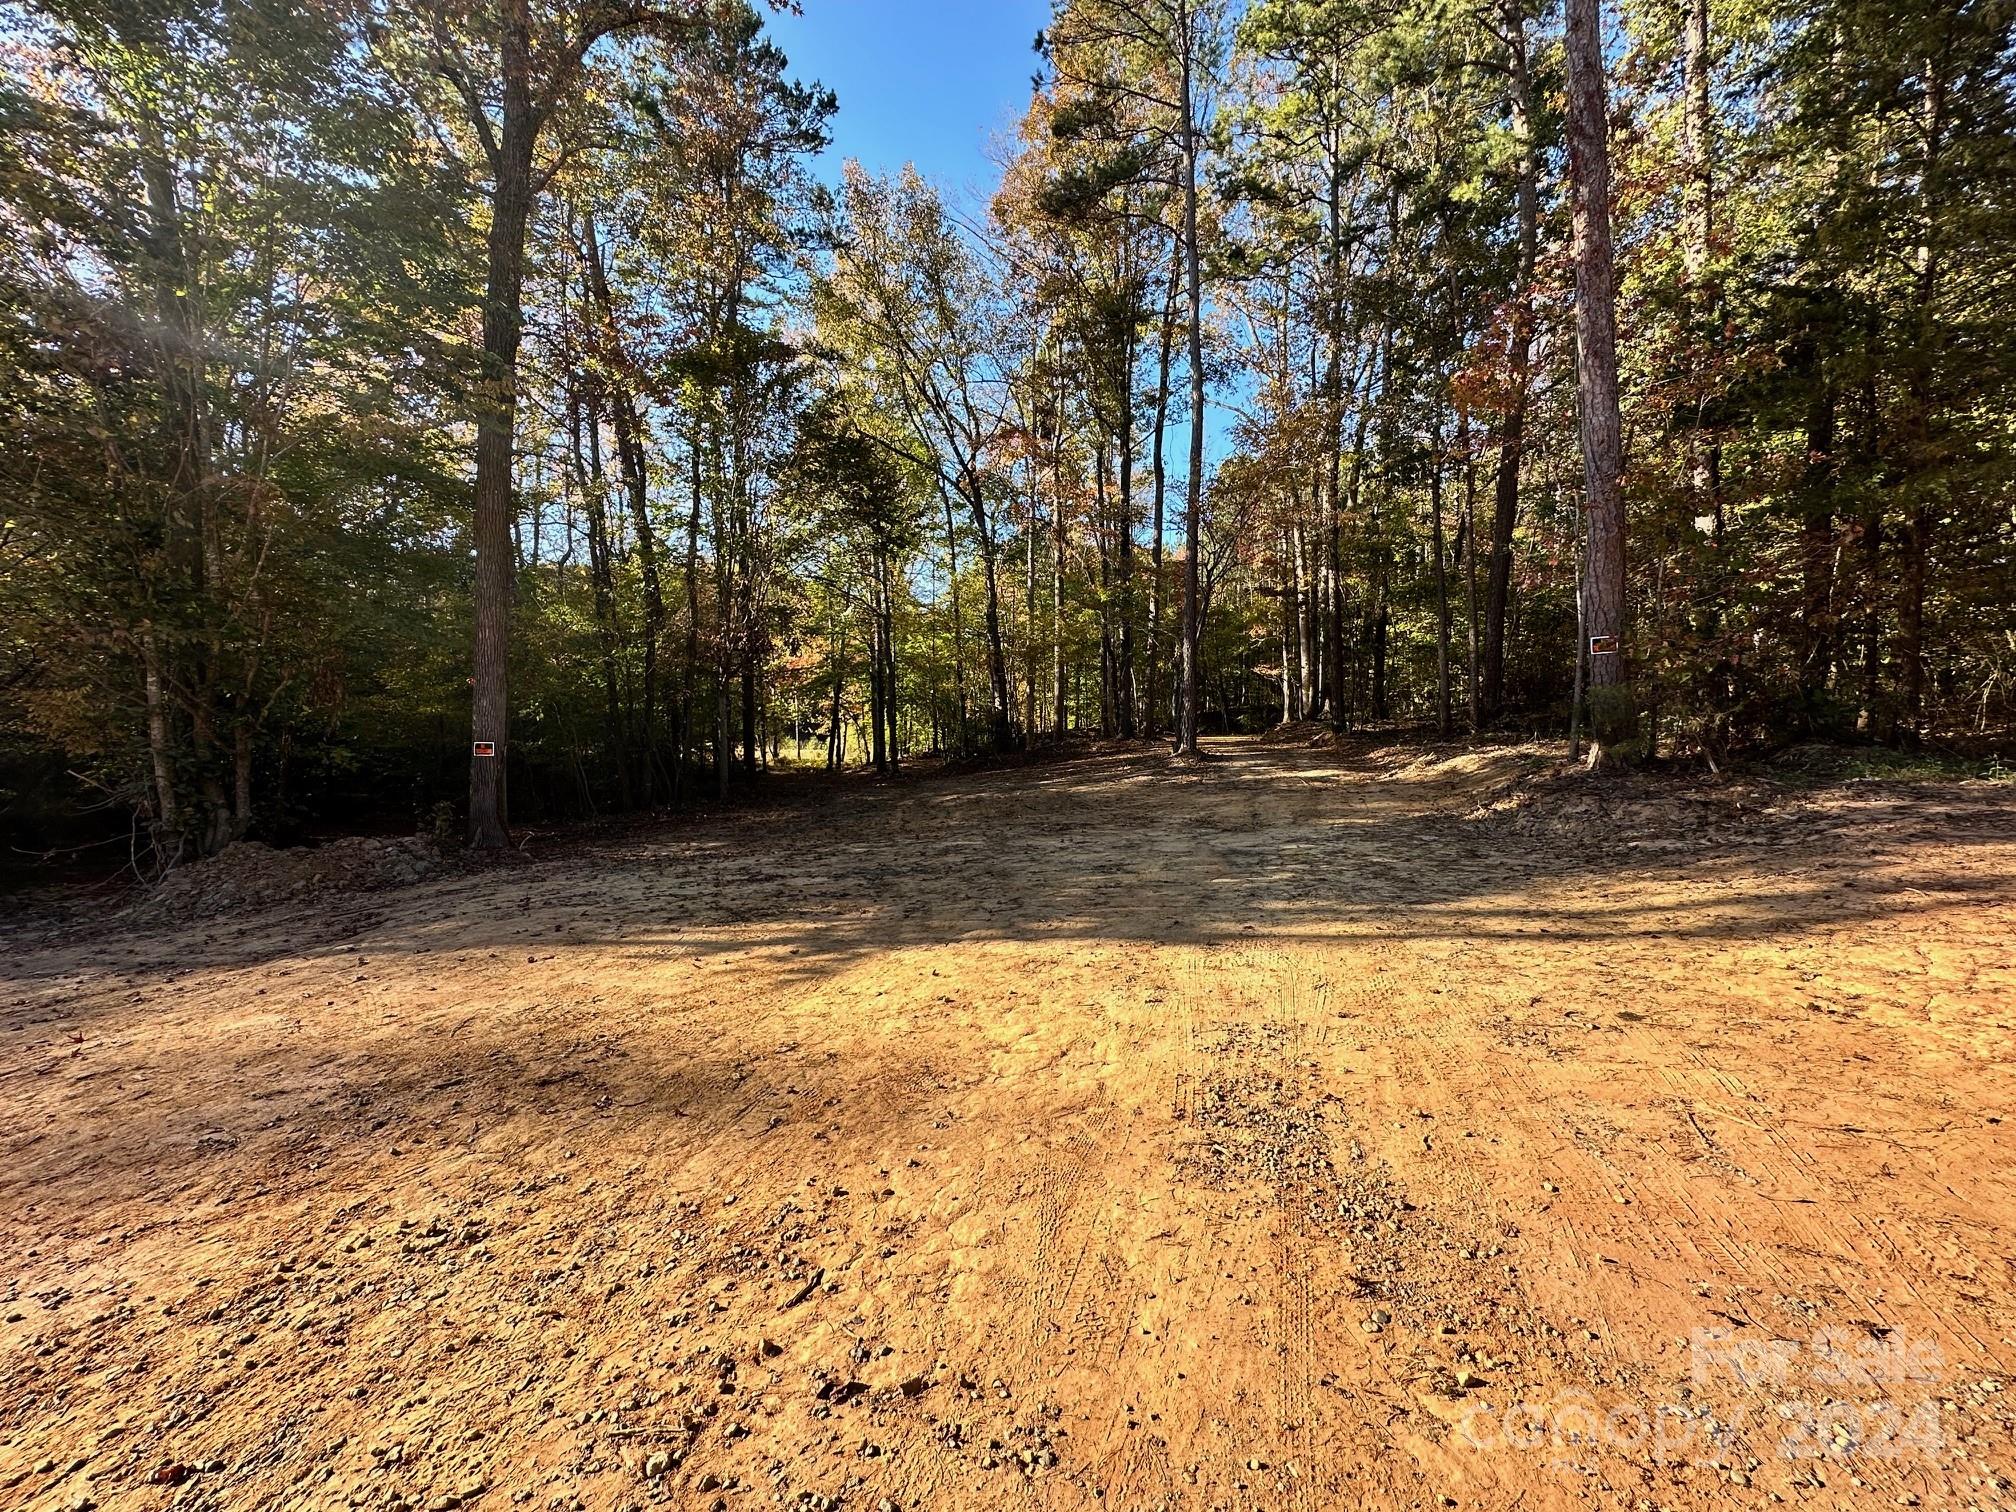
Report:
1163,943,1439,1509
9,739,2015,1512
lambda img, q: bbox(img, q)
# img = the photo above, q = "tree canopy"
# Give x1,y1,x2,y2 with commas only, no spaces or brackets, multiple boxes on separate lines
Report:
4,0,2013,865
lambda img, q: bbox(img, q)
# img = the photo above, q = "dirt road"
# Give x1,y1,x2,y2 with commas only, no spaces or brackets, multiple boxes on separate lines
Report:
5,738,2013,1512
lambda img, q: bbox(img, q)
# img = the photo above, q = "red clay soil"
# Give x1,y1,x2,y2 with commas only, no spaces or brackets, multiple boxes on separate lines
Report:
3,737,2013,1512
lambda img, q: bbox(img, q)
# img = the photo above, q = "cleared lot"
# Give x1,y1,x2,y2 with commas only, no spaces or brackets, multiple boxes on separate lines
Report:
4,739,2013,1511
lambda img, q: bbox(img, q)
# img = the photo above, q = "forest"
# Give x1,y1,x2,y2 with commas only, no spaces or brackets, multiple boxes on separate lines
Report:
5,5,2016,1510
5,0,2011,866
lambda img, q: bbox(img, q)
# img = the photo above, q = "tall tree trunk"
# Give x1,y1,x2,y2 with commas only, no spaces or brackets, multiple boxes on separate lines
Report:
1095,445,1117,736
467,7,536,848
1335,388,1376,724
1175,8,1206,756
1895,53,1948,745
1431,417,1452,737
138,105,220,851
869,557,888,774
966,478,1015,749
141,624,180,854
940,483,968,747
1290,519,1313,720
714,464,733,800
1145,238,1179,734
571,382,631,808
1459,411,1482,733
232,723,253,838
882,548,901,769
1368,314,1396,724
1684,0,1724,543
828,615,846,770
1857,509,1883,733
1052,493,1069,738
584,216,665,803
1564,0,1631,746
1799,382,1838,706
1898,505,1930,743
1320,145,1349,730
1282,528,1298,725
1323,465,1345,727
1482,12,1538,719
1117,408,1138,737
680,424,704,802
1024,491,1039,736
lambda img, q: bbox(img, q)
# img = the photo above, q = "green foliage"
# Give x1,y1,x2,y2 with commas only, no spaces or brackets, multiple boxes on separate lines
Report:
7,0,2016,870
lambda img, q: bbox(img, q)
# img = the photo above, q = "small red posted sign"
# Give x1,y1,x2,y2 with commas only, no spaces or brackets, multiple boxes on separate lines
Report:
1589,634,1619,656
472,741,497,758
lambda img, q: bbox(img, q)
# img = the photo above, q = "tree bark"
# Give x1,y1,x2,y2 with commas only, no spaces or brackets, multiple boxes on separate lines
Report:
584,215,665,802
1145,237,1179,733
1482,13,1539,718
571,379,631,808
882,548,900,769
141,625,180,852
1459,410,1482,733
680,423,704,801
467,4,536,848
1116,407,1138,737
940,483,968,747
967,479,1015,749
1799,382,1838,705
1175,4,1206,756
1052,491,1068,738
1431,417,1452,737
869,554,888,773
1683,0,1723,540
1024,488,1039,736
1320,144,1349,730
1564,0,1630,743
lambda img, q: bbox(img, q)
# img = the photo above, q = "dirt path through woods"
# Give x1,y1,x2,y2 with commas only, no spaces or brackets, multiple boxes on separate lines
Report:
4,737,2014,1512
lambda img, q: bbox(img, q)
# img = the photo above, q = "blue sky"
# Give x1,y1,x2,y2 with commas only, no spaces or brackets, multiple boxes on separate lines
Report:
762,1,1238,472
764,0,1051,202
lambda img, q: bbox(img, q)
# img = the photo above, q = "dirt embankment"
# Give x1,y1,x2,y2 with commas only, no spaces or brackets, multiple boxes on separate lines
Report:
128,837,470,923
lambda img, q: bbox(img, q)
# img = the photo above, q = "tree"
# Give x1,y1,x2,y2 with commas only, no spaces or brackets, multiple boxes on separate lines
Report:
1563,0,1629,749
384,0,712,846
821,166,1020,750
1041,0,1224,754
0,0,467,862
